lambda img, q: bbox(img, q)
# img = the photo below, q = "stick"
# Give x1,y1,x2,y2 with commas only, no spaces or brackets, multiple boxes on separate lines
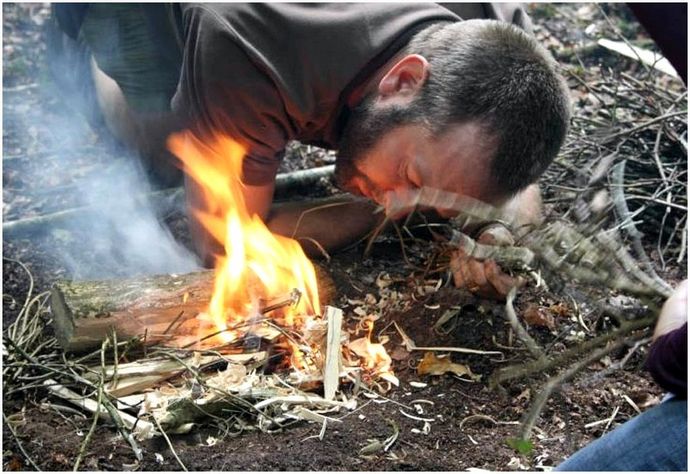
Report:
489,314,656,387
42,379,154,435
3,412,41,471
610,161,671,293
516,339,624,442
73,377,103,471
152,416,188,471
323,306,343,400
504,288,545,360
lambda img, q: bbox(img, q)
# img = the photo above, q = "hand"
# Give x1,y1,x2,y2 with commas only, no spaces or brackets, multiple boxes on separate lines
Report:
450,224,524,301
653,279,688,340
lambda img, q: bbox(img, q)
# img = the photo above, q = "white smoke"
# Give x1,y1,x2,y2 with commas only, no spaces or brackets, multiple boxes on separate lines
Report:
62,158,200,279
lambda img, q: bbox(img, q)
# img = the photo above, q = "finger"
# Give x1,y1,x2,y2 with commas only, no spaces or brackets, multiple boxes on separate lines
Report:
450,251,466,288
467,257,489,291
455,253,477,292
484,259,520,299
477,225,515,247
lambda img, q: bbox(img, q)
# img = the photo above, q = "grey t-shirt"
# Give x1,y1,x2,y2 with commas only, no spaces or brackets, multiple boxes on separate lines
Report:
171,3,530,185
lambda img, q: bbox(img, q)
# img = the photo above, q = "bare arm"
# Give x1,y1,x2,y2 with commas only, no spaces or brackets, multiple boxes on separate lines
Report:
185,174,383,264
653,279,688,340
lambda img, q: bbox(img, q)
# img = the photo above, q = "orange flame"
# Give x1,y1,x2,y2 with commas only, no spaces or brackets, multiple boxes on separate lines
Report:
361,320,394,378
167,131,320,343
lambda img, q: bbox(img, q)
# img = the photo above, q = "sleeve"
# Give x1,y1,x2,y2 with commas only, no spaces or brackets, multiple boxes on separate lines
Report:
646,323,687,398
171,5,290,185
438,3,533,35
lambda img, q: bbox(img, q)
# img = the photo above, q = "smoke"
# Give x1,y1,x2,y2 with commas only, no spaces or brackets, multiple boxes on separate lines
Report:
6,9,201,279
58,159,201,280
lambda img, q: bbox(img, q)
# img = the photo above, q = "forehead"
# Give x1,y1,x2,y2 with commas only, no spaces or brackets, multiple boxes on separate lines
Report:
414,121,499,203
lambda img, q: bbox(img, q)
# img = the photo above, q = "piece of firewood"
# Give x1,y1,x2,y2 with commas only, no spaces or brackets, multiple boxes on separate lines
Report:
85,352,268,397
51,266,336,352
43,378,154,437
323,306,342,400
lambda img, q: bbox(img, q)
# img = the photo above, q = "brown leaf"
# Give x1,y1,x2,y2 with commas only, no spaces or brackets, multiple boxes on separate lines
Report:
523,303,556,330
390,346,411,362
549,302,570,318
417,352,478,380
6,456,24,471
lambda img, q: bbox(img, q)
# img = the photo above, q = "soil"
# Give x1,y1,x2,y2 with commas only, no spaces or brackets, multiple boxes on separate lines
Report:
2,3,685,472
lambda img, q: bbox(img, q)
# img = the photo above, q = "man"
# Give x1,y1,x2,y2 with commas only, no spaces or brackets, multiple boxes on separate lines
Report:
50,4,571,299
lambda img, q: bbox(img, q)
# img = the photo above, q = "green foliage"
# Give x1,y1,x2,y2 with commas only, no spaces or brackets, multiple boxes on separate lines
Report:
506,437,534,456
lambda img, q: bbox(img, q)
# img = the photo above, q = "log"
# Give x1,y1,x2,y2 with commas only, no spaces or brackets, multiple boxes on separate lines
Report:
51,265,336,352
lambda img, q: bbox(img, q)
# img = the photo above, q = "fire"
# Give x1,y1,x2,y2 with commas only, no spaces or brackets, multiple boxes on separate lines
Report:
167,131,320,343
348,320,397,385
361,320,394,378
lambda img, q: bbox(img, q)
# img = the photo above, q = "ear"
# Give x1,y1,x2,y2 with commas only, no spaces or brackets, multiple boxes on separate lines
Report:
378,54,429,101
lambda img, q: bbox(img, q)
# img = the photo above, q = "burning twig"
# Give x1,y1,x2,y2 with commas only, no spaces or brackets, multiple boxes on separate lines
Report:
260,288,302,314
50,269,335,353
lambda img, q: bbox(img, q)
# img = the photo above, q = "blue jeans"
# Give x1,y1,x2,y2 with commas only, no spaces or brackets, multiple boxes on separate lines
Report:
556,397,687,471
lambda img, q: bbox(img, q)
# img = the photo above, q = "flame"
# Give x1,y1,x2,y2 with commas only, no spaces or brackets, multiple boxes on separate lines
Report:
168,131,320,344
360,320,395,381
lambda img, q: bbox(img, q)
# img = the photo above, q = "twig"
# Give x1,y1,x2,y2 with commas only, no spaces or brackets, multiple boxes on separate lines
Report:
152,416,188,471
73,378,103,471
490,314,656,387
394,322,502,356
517,338,625,441
504,288,545,360
600,111,685,142
610,160,671,293
73,340,108,471
3,412,41,471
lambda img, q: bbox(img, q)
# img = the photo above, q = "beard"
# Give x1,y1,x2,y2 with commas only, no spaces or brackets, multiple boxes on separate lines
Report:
335,95,417,196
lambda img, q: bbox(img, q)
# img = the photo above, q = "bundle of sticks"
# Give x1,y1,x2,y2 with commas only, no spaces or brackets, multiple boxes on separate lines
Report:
43,266,374,440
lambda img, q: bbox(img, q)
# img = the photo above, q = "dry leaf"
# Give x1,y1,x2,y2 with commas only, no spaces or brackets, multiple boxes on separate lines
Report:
390,346,410,361
523,303,556,330
417,352,477,379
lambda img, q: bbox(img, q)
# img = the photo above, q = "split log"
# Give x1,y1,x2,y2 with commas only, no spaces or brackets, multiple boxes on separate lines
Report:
51,265,336,353
322,306,343,400
85,352,267,397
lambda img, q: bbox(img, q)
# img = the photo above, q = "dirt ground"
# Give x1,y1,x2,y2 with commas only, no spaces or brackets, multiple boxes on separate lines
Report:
2,3,686,471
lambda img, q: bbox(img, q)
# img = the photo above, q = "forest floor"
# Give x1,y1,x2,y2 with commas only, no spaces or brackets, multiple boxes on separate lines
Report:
3,3,686,471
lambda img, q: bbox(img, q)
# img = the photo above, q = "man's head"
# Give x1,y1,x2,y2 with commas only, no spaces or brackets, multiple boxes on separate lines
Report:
335,19,571,216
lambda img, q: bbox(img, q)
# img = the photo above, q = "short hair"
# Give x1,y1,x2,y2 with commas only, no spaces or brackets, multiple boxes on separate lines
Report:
406,19,571,198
